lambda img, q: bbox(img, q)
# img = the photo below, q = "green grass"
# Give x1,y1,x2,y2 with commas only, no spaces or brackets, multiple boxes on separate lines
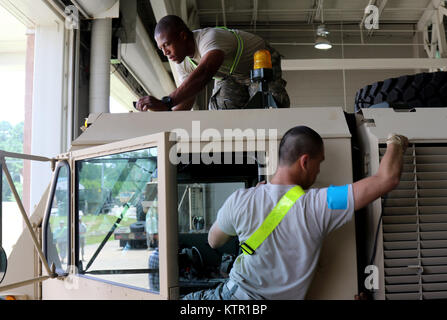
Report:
49,210,138,246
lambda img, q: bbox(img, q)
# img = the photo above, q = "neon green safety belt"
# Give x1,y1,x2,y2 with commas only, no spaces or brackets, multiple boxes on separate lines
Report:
240,186,306,255
187,26,244,80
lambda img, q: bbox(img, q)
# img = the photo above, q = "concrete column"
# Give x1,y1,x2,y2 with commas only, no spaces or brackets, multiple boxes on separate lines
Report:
89,18,112,114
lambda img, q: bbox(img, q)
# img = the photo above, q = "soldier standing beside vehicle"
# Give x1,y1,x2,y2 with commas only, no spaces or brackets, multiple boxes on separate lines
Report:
135,15,290,112
183,126,408,300
54,220,68,264
79,216,87,261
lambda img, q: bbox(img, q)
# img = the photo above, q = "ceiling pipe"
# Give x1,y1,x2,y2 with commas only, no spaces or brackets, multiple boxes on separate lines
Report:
73,1,119,114
89,18,112,114
75,0,118,17
307,0,318,24
252,0,258,31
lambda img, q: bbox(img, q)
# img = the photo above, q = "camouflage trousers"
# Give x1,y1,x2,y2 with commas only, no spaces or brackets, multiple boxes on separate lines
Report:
208,45,290,110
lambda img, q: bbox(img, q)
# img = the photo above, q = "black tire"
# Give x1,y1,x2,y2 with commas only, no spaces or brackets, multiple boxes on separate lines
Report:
120,240,128,248
130,221,145,233
354,72,447,112
129,240,147,249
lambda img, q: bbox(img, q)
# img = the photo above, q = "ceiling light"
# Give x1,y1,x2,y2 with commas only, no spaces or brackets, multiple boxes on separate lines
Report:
315,36,332,50
315,24,332,50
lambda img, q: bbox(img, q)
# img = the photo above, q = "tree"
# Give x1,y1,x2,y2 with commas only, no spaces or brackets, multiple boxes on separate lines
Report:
0,121,24,201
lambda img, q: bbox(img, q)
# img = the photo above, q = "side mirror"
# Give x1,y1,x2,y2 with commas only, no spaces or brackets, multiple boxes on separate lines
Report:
0,246,6,284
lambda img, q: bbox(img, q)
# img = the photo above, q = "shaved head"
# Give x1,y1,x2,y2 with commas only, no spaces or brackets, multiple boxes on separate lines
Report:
155,15,192,38
278,126,324,166
154,15,195,63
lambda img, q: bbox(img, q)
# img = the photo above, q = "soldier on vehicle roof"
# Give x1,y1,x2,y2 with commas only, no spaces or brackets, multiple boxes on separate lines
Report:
135,15,290,112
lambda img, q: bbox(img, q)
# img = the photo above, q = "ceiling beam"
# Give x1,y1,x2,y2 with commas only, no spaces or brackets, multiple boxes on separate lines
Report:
282,58,447,71
150,0,175,22
199,7,429,15
423,27,437,58
417,0,442,30
0,0,63,27
433,6,447,57
417,0,447,59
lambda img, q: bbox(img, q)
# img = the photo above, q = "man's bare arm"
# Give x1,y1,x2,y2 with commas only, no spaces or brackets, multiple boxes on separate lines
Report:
353,134,409,211
208,222,232,249
170,49,224,106
172,96,196,111
136,50,224,111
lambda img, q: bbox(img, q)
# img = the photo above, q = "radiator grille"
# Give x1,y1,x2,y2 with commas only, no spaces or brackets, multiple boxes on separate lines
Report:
380,144,447,300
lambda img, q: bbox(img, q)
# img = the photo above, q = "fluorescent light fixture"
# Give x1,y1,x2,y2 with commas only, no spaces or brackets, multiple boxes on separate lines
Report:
315,24,332,50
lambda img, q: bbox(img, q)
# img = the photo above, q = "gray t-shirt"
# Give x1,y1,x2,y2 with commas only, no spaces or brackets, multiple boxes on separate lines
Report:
175,27,266,83
216,183,355,300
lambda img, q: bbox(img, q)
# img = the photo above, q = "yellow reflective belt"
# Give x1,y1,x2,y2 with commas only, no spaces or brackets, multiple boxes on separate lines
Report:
240,185,306,255
187,27,244,80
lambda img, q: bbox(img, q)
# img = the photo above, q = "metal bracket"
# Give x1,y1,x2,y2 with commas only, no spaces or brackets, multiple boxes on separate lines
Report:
0,150,58,293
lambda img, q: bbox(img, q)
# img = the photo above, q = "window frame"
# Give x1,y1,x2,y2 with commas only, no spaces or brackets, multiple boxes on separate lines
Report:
74,150,158,284
69,131,177,299
42,160,71,274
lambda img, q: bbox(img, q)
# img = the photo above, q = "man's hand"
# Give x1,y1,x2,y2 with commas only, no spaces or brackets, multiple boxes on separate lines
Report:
386,133,409,153
136,96,170,112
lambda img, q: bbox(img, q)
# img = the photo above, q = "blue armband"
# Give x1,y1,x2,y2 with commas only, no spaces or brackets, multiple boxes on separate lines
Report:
327,185,349,210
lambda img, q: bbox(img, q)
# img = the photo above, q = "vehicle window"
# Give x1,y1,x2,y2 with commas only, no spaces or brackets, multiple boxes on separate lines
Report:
45,161,70,273
76,147,159,293
178,182,245,296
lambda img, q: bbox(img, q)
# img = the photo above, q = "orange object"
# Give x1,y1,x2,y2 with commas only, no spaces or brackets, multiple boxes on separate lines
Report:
5,295,16,300
253,50,272,70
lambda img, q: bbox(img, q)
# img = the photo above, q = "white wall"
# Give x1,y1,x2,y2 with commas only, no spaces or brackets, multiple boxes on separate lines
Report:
283,69,418,112
276,33,425,112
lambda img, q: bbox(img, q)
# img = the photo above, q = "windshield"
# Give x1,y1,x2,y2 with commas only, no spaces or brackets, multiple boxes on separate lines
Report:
76,147,159,293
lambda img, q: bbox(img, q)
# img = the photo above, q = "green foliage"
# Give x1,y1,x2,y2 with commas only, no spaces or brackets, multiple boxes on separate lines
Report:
81,213,136,245
0,121,24,201
0,121,23,153
78,155,156,209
